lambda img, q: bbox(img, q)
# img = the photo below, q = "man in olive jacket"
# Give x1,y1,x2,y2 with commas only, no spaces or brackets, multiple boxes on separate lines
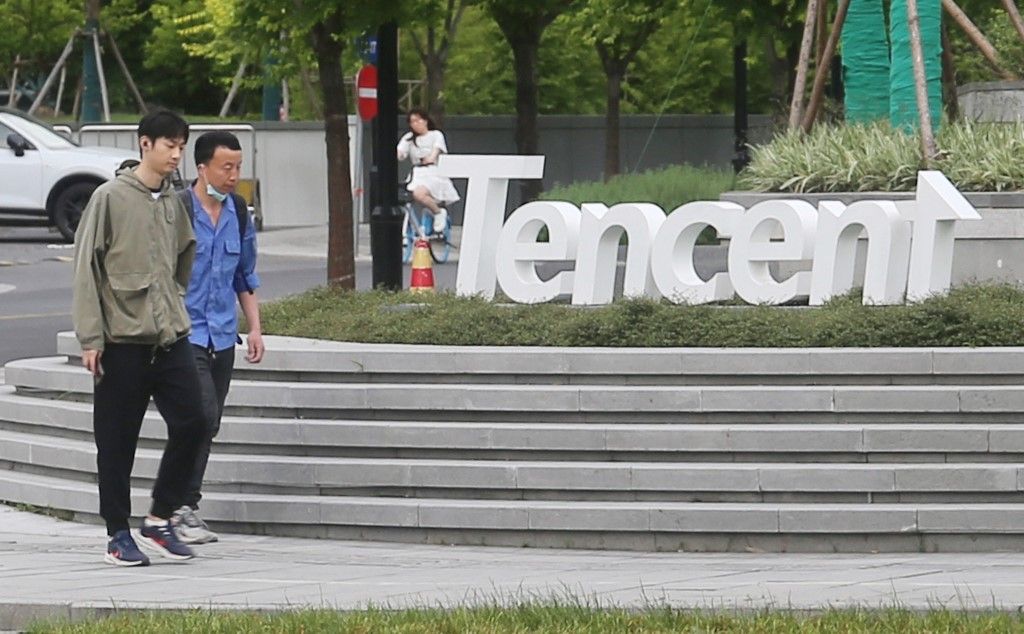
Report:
72,110,204,567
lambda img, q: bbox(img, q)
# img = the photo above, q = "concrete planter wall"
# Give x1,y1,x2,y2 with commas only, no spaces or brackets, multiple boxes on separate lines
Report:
958,81,1024,122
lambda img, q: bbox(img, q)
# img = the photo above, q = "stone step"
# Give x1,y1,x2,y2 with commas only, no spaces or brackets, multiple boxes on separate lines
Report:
5,468,1024,553
4,427,1024,497
2,387,1021,460
53,332,1024,385
11,357,1024,422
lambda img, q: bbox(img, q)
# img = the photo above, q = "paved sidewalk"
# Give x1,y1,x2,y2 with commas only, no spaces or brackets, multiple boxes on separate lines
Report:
3,506,1024,629
258,223,460,261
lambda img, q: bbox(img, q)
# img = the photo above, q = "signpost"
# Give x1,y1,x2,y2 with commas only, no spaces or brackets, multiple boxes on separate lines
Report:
356,65,378,121
369,22,402,291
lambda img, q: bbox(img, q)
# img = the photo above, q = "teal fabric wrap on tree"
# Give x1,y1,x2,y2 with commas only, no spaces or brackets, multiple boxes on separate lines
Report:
843,0,891,122
889,0,943,131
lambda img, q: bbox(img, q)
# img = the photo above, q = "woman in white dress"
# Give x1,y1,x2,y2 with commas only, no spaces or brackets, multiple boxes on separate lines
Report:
396,108,460,234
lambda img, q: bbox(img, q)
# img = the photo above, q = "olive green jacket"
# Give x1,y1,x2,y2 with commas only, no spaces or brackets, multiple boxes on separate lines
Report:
72,165,196,352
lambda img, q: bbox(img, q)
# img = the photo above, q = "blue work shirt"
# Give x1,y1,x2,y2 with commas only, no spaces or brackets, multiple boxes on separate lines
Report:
185,190,260,352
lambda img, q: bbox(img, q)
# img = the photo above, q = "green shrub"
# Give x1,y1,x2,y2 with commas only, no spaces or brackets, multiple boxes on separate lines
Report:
259,284,1024,348
740,120,1024,192
543,164,736,211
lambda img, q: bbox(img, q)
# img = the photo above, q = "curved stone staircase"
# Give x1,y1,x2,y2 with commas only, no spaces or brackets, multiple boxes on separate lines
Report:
2,333,1024,552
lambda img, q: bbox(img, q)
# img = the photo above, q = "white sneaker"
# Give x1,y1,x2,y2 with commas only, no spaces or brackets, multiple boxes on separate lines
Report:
432,208,448,234
171,505,219,544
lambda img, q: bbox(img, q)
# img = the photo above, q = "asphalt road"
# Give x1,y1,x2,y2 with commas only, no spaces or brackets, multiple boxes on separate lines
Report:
0,225,458,366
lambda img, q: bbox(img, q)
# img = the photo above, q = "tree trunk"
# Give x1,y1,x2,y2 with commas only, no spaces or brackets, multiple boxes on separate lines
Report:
941,20,960,120
299,63,323,120
815,0,828,71
789,0,820,129
603,67,623,180
906,0,938,164
8,55,19,108
1002,0,1024,44
762,35,791,114
943,0,1017,79
490,2,570,203
425,53,446,125
311,16,355,289
802,0,851,131
509,30,543,202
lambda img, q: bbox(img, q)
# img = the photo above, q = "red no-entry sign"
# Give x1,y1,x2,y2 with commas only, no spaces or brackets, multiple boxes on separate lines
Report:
356,64,378,121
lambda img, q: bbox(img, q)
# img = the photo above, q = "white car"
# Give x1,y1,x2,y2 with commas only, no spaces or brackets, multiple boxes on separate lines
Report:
0,107,136,241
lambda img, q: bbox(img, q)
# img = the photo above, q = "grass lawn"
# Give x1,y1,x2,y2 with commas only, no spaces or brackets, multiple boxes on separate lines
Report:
29,605,1024,633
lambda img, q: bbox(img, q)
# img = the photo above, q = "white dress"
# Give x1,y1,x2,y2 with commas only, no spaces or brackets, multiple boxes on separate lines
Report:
397,129,460,204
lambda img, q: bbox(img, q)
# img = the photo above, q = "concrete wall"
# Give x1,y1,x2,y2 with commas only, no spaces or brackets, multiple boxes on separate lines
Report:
70,114,774,228
442,115,774,190
958,81,1024,121
74,122,353,228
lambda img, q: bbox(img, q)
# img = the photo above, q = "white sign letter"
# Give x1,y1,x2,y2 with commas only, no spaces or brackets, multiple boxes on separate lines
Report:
435,155,545,298
729,200,817,305
905,170,981,301
810,200,912,305
495,201,581,303
650,201,743,304
572,203,665,305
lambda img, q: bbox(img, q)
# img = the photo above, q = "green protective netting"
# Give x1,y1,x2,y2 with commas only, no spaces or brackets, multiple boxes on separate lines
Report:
889,0,943,131
842,0,891,122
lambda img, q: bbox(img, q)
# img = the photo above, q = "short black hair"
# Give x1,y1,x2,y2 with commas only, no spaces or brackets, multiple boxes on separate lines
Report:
137,109,188,144
194,131,242,165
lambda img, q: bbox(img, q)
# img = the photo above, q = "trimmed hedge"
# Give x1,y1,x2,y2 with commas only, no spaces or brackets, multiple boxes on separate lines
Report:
261,284,1024,348
543,164,736,211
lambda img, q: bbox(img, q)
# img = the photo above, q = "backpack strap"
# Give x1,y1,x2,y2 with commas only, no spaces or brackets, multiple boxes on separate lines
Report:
230,192,249,245
177,188,195,224
230,192,254,294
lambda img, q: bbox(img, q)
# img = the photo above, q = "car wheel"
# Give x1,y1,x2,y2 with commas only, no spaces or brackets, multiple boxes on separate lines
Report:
53,182,97,242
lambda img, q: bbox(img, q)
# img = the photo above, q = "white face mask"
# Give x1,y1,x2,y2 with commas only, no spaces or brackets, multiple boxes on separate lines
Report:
200,167,229,202
206,182,229,203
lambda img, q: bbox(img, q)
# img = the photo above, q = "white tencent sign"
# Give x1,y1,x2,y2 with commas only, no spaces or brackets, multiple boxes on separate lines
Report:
436,156,980,306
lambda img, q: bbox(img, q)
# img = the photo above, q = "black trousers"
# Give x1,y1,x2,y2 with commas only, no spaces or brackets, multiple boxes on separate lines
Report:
93,338,205,536
185,344,235,510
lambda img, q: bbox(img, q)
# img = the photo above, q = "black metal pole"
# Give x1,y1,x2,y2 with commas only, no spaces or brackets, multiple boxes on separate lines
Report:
731,41,749,174
370,21,403,290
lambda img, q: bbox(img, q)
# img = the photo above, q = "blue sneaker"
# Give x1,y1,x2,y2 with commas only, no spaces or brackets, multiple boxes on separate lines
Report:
137,520,195,561
105,529,150,567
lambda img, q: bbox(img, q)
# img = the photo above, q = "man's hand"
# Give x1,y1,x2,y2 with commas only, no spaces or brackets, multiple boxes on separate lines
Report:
81,349,103,377
246,332,265,364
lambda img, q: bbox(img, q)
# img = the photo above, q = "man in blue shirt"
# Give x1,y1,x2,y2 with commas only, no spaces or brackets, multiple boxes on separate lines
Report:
176,131,264,544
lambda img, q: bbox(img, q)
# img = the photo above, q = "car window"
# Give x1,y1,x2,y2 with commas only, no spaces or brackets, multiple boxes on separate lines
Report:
0,113,76,149
0,122,12,149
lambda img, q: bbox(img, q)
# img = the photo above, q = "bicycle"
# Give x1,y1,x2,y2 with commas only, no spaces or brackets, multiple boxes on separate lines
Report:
400,190,455,264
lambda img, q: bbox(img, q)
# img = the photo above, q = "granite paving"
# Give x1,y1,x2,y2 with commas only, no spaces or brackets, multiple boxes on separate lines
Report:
4,505,1024,629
